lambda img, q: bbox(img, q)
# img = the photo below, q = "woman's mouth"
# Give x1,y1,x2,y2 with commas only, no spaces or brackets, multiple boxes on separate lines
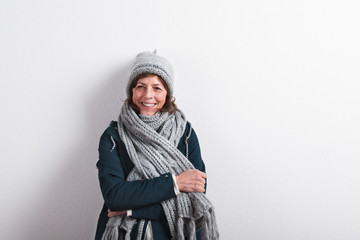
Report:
142,102,156,107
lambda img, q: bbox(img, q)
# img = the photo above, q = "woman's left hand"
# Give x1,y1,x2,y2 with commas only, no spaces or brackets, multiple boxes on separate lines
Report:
107,209,127,218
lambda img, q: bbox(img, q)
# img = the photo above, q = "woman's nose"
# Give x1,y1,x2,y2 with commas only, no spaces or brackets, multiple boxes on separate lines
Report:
143,88,153,98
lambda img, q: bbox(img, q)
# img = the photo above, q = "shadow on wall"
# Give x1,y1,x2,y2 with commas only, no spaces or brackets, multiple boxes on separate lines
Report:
23,62,131,240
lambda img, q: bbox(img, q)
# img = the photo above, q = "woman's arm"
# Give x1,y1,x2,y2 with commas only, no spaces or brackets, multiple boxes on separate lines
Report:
97,129,176,211
177,124,207,192
101,123,207,218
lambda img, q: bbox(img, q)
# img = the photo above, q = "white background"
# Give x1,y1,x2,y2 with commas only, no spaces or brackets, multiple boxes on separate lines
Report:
1,0,360,239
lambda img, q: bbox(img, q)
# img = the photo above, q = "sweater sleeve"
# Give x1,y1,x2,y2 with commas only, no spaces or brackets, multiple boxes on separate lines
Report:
131,203,166,220
185,126,207,192
97,129,177,211
186,127,206,174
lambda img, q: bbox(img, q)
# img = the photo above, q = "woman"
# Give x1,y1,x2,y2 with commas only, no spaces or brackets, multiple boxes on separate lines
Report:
95,51,219,240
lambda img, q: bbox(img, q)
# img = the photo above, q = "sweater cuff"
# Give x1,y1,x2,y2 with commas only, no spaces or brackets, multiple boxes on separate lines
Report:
172,174,180,195
127,209,132,217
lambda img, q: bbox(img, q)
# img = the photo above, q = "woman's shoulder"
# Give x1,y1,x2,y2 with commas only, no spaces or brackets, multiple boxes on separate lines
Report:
108,120,118,132
179,121,201,147
183,121,200,142
100,121,121,142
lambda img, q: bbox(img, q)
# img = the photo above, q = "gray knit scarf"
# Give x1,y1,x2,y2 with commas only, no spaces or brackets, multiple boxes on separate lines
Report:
102,103,219,240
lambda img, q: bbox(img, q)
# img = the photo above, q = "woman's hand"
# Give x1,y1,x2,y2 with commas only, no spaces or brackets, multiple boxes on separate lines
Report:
107,209,127,218
175,169,207,193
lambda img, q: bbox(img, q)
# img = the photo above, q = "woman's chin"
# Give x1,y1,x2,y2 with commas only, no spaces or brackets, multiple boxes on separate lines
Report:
139,109,157,116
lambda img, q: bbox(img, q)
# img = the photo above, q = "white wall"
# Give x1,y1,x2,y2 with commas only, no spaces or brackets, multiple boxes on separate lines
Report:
1,0,360,239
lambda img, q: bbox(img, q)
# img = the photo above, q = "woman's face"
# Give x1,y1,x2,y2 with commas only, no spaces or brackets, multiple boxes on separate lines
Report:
132,75,168,116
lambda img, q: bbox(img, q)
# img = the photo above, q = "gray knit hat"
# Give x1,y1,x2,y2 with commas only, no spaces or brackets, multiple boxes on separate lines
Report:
127,50,174,97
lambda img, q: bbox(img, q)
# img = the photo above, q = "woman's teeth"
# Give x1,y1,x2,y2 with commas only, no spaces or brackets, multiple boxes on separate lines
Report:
142,103,156,107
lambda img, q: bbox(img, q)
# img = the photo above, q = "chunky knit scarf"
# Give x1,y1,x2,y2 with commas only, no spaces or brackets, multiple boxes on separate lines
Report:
101,103,219,240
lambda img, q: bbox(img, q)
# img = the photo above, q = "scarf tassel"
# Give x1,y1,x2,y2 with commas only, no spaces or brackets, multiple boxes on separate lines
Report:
176,217,197,240
124,231,131,240
101,226,119,240
176,217,185,239
176,215,219,240
188,219,196,240
200,209,219,240
101,226,131,240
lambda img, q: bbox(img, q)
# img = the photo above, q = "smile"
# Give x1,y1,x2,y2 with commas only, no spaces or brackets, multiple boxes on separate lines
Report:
142,102,156,107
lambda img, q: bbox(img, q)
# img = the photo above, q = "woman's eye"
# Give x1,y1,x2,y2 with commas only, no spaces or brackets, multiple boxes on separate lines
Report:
154,87,162,90
136,85,143,89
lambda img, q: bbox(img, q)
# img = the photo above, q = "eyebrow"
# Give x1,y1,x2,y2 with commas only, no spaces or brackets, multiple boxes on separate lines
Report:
137,82,162,86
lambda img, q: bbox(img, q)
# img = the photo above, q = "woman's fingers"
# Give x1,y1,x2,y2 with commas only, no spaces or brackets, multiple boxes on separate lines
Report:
175,169,207,193
107,210,126,218
182,183,205,193
199,171,207,179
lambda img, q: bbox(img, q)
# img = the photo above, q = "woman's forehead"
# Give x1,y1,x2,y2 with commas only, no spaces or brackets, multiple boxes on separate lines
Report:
136,75,166,86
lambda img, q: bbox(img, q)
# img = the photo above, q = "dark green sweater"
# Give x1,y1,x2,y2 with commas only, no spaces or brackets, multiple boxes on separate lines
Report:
95,121,206,240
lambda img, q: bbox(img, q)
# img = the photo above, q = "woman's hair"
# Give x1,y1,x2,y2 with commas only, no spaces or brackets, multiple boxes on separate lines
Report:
126,73,178,114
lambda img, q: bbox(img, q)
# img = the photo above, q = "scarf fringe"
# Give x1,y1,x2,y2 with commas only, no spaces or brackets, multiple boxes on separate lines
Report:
101,226,118,240
101,226,131,240
203,208,220,240
175,207,219,240
102,215,137,240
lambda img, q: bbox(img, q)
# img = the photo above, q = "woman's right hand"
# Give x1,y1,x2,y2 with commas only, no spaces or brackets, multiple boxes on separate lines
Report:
175,169,207,193
107,209,127,218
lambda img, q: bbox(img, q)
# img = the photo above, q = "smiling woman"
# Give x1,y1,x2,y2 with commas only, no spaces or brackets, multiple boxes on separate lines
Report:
95,51,219,240
132,74,168,116
127,73,178,116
